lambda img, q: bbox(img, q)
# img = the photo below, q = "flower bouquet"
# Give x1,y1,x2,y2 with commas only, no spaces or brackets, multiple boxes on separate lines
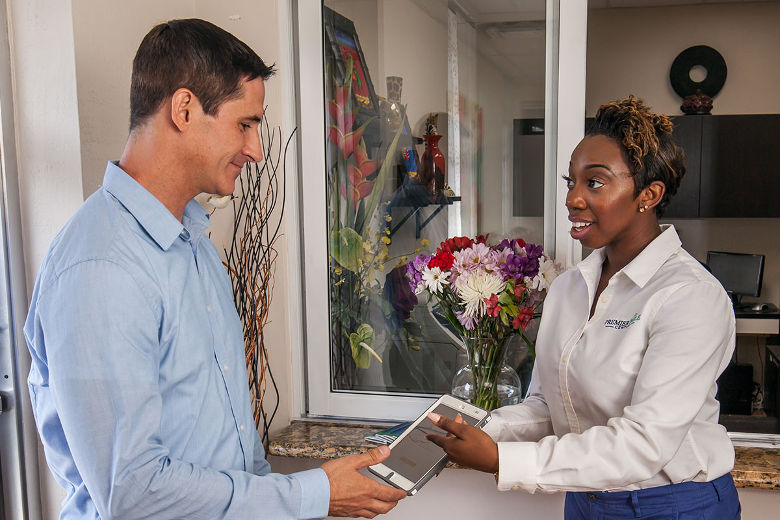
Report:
407,235,558,409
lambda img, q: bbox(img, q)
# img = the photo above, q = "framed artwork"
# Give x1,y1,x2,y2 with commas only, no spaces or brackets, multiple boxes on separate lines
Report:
323,6,380,147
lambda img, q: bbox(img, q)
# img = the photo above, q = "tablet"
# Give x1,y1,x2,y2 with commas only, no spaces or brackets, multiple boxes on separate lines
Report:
368,394,491,495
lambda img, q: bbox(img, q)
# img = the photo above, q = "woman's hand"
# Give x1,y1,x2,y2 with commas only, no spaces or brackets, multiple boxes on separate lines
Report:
425,412,499,474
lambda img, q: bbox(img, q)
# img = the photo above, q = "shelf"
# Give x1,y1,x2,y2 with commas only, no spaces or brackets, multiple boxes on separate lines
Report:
386,189,461,239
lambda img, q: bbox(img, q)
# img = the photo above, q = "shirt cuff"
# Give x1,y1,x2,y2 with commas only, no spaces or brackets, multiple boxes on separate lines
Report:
289,468,330,519
496,442,538,493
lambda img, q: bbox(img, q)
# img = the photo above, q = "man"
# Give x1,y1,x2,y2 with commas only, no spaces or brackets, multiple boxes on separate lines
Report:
24,18,405,519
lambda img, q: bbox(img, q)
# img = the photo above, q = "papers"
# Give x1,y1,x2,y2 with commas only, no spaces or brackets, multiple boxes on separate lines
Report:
364,421,413,445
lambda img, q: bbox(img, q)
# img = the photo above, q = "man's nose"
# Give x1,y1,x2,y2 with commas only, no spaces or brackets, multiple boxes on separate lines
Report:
243,128,263,163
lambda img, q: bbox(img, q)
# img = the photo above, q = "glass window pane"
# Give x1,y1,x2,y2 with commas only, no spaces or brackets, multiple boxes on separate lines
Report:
323,0,547,394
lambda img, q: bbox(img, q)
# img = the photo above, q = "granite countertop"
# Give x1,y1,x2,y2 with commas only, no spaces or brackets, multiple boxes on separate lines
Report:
269,420,780,491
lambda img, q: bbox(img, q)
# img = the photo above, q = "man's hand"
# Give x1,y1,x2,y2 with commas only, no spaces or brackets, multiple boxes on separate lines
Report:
425,412,499,474
321,445,407,518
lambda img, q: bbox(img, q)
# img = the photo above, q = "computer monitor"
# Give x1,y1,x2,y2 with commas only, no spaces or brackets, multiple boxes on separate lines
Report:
706,251,764,302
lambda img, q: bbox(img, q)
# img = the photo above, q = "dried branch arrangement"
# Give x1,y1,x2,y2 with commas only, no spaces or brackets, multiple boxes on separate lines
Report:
223,111,295,451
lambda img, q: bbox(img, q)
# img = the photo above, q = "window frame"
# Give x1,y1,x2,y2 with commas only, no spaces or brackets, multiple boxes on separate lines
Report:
291,0,587,421
0,0,43,515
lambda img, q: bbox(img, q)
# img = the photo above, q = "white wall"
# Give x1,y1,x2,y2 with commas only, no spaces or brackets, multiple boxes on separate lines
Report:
586,2,780,116
586,2,780,307
8,0,84,296
7,1,85,517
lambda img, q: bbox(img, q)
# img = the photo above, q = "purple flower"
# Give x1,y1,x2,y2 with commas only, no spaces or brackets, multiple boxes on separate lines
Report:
497,238,514,250
525,243,543,260
407,254,432,292
500,248,543,280
456,310,476,330
412,254,432,271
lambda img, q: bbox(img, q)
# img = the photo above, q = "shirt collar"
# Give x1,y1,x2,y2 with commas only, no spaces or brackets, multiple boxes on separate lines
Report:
576,224,681,289
102,161,209,251
620,224,681,288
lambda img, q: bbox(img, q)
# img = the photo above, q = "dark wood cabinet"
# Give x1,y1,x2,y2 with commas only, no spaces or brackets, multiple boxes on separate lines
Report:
664,114,780,218
664,116,702,218
699,114,780,218
515,115,780,219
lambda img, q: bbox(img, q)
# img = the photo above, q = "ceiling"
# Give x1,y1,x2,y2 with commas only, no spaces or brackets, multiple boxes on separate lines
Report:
453,0,776,24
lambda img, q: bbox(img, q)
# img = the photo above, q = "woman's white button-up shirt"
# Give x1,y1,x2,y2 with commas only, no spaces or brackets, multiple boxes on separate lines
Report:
483,225,736,493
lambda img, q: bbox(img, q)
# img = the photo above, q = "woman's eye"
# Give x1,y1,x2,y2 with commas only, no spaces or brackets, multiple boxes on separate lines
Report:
561,175,574,189
587,179,604,189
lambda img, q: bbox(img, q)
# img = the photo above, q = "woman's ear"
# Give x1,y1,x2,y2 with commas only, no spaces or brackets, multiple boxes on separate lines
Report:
170,88,195,131
640,180,666,212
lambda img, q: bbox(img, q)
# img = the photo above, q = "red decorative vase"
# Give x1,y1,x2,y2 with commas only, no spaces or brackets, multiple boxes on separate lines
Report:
420,134,445,201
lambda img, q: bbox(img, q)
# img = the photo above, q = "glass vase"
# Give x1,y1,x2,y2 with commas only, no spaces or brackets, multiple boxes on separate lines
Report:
381,75,404,133
451,334,522,410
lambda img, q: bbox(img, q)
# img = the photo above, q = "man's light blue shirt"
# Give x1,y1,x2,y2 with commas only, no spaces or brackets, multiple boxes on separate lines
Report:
24,162,329,519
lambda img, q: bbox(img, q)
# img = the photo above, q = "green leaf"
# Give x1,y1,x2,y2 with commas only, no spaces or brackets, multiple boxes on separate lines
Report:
349,323,380,369
330,227,365,273
500,310,510,327
497,291,514,306
360,109,406,242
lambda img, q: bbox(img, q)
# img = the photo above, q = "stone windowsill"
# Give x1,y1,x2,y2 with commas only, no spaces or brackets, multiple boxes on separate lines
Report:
268,420,780,491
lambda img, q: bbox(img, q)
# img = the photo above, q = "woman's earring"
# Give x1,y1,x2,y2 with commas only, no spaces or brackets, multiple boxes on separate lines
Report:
638,205,648,213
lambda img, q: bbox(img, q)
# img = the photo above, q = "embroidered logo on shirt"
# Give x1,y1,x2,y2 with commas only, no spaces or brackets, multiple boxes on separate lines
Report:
604,313,641,330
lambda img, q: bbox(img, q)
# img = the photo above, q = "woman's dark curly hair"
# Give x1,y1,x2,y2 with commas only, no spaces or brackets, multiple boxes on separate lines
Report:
587,96,686,217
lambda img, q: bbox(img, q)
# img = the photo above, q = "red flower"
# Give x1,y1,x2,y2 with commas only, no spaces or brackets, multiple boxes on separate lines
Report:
344,139,378,208
327,84,367,159
513,284,525,300
512,306,534,331
516,238,526,248
485,294,501,318
439,236,474,254
475,234,490,244
428,250,455,271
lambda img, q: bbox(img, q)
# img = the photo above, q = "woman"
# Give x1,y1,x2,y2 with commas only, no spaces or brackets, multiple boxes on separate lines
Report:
427,96,741,519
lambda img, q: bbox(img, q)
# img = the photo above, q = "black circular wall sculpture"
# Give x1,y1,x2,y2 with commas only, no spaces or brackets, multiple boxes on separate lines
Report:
670,45,727,98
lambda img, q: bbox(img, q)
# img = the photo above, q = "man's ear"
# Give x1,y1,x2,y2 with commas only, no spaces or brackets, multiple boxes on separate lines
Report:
170,88,196,132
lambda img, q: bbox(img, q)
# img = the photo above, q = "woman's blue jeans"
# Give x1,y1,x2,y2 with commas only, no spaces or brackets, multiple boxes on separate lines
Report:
564,473,741,519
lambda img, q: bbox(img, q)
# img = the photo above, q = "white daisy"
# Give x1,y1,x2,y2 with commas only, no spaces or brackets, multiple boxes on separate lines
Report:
421,267,450,294
527,256,561,292
456,271,506,319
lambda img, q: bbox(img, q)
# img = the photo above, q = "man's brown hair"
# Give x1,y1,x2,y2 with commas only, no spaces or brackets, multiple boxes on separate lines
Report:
129,18,275,131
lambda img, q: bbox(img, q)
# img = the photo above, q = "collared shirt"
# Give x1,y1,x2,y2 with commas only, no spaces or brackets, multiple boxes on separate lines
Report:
25,162,329,519
483,225,736,493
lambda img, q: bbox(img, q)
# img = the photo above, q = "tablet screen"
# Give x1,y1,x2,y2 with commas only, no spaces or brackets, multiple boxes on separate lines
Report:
382,403,481,483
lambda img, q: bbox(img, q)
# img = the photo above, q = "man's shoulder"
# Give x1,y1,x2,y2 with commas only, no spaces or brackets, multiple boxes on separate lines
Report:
40,188,148,281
